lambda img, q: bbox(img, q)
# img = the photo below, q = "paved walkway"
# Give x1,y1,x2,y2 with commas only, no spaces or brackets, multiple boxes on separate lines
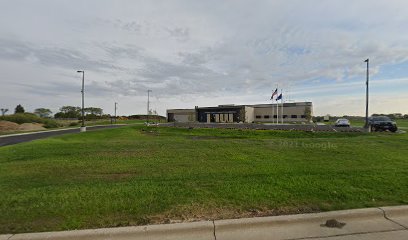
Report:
1,205,407,240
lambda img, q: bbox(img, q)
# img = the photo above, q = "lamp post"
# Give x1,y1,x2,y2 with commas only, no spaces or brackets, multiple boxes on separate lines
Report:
147,90,152,124
114,102,118,123
77,70,86,132
364,59,369,130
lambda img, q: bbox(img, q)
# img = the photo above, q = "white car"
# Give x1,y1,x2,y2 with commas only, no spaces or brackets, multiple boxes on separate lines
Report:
335,119,350,127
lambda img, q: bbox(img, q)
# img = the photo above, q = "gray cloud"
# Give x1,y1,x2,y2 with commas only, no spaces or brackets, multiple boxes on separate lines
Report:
1,0,408,115
166,27,190,41
0,38,116,72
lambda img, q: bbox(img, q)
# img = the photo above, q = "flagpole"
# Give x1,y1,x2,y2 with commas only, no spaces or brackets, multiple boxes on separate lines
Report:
270,88,274,124
281,89,283,124
271,88,275,124
271,96,274,124
276,85,279,124
276,95,279,125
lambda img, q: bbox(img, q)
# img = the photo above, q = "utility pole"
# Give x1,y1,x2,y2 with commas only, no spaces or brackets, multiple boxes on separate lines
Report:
114,102,118,123
364,59,369,129
147,90,152,124
77,70,86,132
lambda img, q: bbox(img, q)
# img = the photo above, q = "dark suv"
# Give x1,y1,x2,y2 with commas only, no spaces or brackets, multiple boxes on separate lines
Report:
368,116,398,132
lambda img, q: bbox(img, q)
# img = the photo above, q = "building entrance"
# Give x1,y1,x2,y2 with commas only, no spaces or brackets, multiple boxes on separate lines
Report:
206,112,234,123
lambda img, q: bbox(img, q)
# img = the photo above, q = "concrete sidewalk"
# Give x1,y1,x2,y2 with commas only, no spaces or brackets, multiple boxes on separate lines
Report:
1,205,407,240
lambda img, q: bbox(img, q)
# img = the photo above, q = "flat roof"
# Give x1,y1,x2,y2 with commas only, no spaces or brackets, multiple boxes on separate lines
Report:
167,102,312,112
197,106,243,110
250,102,312,108
167,109,195,113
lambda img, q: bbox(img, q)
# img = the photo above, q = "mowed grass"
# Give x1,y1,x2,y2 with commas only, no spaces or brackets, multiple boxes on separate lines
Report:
396,119,408,129
0,126,407,234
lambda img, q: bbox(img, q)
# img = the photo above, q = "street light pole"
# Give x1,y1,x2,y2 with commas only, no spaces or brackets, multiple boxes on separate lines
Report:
114,102,118,123
147,90,152,124
364,59,369,129
77,70,86,131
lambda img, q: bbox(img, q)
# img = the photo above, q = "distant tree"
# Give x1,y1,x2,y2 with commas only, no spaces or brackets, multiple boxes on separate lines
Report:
314,116,323,122
386,113,396,119
239,108,246,123
34,108,52,118
59,106,81,114
54,106,81,119
14,104,25,114
83,107,103,120
393,113,402,119
304,106,312,122
84,107,103,116
1,108,8,116
404,114,408,119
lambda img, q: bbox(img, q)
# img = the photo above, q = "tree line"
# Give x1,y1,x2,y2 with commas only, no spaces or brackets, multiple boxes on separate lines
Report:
54,106,104,119
1,104,105,120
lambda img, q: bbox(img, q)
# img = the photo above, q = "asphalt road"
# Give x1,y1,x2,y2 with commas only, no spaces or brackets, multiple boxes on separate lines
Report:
0,125,125,147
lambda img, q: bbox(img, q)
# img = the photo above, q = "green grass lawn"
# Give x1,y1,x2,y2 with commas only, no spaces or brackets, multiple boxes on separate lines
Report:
0,126,407,234
396,119,408,129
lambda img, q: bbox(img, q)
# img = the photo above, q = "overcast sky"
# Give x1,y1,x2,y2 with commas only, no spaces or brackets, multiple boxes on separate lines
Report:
1,0,408,116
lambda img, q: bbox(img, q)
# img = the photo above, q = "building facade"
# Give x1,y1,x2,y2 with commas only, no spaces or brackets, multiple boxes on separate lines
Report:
167,102,312,123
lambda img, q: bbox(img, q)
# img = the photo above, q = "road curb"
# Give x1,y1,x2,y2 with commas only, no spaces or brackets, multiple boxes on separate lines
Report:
0,234,12,240
381,205,408,215
1,206,407,240
214,207,403,240
215,207,384,227
4,221,214,240
380,205,408,229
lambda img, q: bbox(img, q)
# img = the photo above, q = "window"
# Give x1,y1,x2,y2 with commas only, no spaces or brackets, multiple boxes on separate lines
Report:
301,115,306,119
264,115,270,118
273,115,277,118
255,115,261,119
291,115,297,118
283,115,288,118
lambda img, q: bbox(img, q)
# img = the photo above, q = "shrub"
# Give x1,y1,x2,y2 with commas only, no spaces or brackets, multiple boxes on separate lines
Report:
69,122,79,127
0,113,43,124
43,119,61,129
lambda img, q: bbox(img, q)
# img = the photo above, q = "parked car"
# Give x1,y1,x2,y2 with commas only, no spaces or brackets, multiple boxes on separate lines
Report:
368,116,398,132
334,118,350,127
